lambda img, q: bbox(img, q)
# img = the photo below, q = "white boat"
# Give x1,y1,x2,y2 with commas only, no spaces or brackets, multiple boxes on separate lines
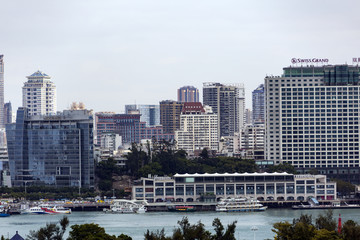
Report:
41,205,72,214
104,199,147,214
21,206,49,215
216,198,267,212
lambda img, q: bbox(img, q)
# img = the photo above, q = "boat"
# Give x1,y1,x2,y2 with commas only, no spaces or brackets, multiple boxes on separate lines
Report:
0,205,10,217
21,206,49,214
292,198,360,210
104,199,147,213
41,205,72,214
215,198,267,212
168,205,196,212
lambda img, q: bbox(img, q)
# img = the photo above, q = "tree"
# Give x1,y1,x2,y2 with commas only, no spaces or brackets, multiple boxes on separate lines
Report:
68,223,132,240
315,210,336,232
268,163,297,174
334,179,355,197
27,216,69,240
341,220,360,240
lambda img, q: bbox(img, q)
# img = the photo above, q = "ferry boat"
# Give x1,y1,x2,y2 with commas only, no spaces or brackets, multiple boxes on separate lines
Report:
104,199,147,214
21,206,49,215
40,205,72,214
216,198,267,212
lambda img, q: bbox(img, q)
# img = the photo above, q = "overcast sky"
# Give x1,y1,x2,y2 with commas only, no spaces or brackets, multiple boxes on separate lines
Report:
1,0,359,113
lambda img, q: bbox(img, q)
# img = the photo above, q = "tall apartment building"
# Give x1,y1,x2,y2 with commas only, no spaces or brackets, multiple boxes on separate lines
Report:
177,86,199,102
125,104,160,127
6,108,94,187
265,64,360,182
4,102,12,125
95,112,141,144
252,84,265,123
159,100,184,134
175,102,218,153
22,71,56,116
203,82,245,137
0,55,4,128
240,124,265,160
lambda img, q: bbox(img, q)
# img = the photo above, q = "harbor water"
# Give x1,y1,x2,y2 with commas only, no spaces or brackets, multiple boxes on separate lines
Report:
1,209,360,239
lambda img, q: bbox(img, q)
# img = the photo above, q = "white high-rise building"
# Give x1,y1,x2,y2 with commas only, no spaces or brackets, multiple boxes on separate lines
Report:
22,71,56,116
265,64,360,183
175,102,218,154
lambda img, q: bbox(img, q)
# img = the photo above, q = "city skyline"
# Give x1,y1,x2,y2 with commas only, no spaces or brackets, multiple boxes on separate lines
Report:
1,1,360,114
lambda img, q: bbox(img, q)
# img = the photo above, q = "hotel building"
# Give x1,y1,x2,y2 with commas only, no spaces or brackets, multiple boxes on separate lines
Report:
265,64,360,182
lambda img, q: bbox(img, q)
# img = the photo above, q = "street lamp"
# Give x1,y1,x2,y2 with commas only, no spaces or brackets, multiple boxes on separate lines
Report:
251,226,258,240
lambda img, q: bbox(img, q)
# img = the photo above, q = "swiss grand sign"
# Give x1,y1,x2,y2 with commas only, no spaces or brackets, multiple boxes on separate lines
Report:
291,58,329,64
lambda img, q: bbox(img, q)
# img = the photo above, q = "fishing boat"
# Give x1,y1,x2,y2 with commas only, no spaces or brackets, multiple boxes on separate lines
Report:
216,198,267,212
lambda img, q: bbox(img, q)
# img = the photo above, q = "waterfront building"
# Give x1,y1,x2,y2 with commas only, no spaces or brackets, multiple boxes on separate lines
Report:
132,172,336,203
252,84,265,124
0,55,4,128
175,103,218,154
177,86,200,103
203,82,245,138
240,124,265,160
265,64,360,182
95,112,141,144
4,102,12,125
6,108,94,187
159,100,184,134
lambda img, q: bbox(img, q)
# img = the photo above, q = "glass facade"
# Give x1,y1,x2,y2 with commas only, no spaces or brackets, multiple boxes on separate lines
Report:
6,108,94,187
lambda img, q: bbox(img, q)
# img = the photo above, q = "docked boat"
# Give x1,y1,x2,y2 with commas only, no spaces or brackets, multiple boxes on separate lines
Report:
21,206,49,214
104,199,147,213
216,198,267,212
0,205,10,217
41,205,72,214
168,205,196,212
292,198,360,210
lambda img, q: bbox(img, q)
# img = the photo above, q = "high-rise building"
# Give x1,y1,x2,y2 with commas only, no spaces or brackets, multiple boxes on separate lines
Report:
177,86,199,102
265,64,360,182
159,100,184,134
203,83,245,137
252,84,265,123
6,108,94,187
3,102,12,125
95,112,141,144
240,123,265,160
245,109,252,125
125,104,160,127
0,55,4,128
175,103,218,153
22,70,56,116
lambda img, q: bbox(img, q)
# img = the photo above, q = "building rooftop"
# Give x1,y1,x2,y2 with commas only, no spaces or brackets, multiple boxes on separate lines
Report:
28,70,49,78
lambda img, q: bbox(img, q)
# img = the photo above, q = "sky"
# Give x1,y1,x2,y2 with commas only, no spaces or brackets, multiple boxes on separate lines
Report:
1,0,360,113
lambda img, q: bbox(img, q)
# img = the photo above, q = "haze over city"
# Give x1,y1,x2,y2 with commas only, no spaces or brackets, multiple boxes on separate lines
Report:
1,0,359,113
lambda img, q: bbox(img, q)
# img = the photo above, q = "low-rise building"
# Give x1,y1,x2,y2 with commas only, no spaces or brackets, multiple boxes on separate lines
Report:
132,172,336,203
